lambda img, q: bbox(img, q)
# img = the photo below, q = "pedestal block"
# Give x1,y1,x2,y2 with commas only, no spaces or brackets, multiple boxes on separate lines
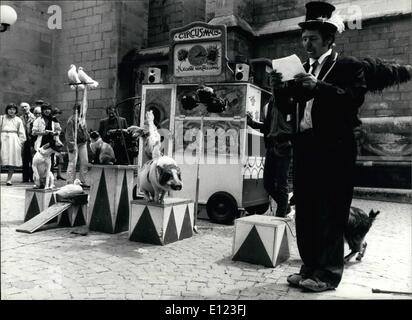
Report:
129,198,194,245
56,193,88,227
232,215,292,267
24,188,59,223
24,188,87,228
87,165,136,233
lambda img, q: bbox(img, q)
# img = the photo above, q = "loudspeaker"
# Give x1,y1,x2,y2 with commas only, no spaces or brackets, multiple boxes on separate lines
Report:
148,67,162,83
235,64,250,81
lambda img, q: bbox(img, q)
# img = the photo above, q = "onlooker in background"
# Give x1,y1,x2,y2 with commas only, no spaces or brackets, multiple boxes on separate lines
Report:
30,107,42,152
247,97,293,217
0,104,26,185
65,103,89,187
19,102,36,182
32,103,61,152
98,106,129,164
33,99,44,111
51,107,66,180
32,106,42,119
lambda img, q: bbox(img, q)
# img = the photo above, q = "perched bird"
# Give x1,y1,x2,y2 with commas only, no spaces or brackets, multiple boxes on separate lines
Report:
56,179,84,198
196,85,215,104
196,86,228,113
78,67,99,89
67,64,84,90
127,125,148,139
181,94,199,111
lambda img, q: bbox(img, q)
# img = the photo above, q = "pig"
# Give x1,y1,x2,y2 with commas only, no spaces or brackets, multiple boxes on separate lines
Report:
138,156,182,203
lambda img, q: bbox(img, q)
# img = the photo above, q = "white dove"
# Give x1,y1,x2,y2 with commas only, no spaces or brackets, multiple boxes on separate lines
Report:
67,64,84,90
78,67,99,89
55,179,84,198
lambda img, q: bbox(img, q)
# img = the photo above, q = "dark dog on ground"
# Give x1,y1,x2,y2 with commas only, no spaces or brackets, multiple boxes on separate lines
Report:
344,207,380,263
288,195,380,263
89,131,116,165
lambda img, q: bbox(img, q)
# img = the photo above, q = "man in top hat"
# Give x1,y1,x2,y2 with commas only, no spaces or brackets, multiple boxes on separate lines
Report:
270,1,367,292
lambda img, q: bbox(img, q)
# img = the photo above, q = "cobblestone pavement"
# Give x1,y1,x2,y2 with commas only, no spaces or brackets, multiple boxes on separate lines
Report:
1,175,411,300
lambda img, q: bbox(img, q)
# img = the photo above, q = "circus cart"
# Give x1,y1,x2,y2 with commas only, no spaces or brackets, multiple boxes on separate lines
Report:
138,82,271,224
135,21,273,224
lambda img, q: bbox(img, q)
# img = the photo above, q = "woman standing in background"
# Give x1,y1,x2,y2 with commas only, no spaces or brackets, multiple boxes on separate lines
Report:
0,103,27,185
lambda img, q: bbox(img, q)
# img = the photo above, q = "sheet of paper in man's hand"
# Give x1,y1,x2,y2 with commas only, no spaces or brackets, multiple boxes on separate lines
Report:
272,54,306,81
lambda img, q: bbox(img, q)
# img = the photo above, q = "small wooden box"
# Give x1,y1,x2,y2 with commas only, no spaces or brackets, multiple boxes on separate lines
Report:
232,215,292,267
129,198,194,245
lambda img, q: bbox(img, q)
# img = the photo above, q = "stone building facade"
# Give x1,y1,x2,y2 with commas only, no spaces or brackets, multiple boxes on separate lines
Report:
1,0,411,187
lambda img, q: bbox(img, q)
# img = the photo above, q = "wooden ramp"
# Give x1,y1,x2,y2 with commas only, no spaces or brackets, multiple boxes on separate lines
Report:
16,202,72,234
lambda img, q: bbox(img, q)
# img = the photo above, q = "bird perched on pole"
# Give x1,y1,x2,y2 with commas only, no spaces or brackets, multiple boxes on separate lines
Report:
78,67,99,89
67,64,84,90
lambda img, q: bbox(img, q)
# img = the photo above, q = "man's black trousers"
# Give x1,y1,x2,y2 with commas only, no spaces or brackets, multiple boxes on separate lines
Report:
293,130,357,287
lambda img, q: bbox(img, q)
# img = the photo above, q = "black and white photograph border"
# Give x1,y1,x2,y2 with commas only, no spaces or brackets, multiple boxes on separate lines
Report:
1,0,411,307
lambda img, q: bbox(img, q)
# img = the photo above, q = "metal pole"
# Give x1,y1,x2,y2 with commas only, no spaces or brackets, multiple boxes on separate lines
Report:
193,113,204,232
74,86,79,155
372,288,412,295
113,107,130,165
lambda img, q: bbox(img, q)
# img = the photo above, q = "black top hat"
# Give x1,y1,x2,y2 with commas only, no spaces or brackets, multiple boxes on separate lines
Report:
298,1,344,33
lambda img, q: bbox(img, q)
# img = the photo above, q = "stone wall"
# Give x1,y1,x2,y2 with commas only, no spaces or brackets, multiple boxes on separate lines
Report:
1,0,148,131
51,0,137,131
148,0,206,47
0,1,54,111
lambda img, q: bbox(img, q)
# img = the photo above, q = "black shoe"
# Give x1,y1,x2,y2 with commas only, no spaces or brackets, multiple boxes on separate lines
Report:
287,273,305,287
80,183,90,189
57,176,66,181
299,278,336,292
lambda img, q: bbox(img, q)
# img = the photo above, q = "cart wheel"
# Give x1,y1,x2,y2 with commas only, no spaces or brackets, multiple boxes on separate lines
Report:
206,192,238,224
245,203,270,215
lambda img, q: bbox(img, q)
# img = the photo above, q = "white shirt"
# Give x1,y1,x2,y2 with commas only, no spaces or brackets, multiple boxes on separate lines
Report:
300,49,332,131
